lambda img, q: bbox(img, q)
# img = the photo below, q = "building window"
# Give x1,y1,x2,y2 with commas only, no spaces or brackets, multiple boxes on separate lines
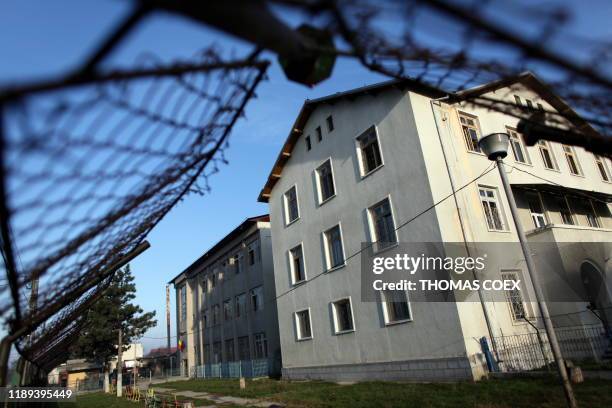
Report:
316,126,322,142
557,196,574,225
233,254,242,274
212,304,220,326
254,333,268,359
323,225,345,269
514,95,522,106
458,112,481,153
235,293,246,318
326,115,334,132
305,135,312,151
316,159,336,203
225,339,235,362
586,203,601,228
223,298,232,321
478,187,506,231
213,342,222,363
538,140,557,170
594,155,610,182
537,103,544,111
248,249,255,265
250,286,264,312
210,273,217,289
507,128,530,164
563,145,582,175
284,186,299,224
331,298,354,334
203,309,209,328
357,127,383,175
238,336,250,360
369,198,397,251
289,244,306,284
295,309,313,340
527,193,547,229
382,291,412,324
502,271,526,320
526,99,534,109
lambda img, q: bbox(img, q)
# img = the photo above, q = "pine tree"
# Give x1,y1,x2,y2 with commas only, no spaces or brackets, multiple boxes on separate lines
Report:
70,264,156,390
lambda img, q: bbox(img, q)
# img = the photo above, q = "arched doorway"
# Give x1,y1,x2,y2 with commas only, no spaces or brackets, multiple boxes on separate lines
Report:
580,261,611,334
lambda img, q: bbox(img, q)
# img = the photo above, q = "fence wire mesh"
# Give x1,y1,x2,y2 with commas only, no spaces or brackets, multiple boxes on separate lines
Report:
324,0,611,138
0,49,268,355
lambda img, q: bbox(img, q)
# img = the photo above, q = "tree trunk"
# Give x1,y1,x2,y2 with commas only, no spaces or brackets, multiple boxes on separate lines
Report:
103,363,110,393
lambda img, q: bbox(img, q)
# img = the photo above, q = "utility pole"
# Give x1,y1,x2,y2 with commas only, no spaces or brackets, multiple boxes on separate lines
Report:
117,328,122,397
479,133,577,408
166,285,171,374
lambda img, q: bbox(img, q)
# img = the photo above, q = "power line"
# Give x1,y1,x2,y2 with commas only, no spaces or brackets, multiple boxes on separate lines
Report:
146,162,497,341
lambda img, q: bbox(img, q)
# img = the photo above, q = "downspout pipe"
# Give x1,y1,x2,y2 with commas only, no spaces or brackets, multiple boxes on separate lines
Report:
429,98,500,362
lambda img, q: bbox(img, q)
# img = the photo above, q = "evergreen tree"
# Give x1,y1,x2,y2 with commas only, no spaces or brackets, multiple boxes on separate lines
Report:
70,264,156,386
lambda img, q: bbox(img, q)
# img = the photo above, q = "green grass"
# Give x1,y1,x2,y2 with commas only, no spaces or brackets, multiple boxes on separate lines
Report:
155,377,612,408
52,392,219,408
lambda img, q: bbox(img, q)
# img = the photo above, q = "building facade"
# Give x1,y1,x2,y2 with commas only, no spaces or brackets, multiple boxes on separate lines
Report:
170,215,281,377
258,74,612,381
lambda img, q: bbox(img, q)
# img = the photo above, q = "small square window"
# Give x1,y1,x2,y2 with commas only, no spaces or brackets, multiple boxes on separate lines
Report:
316,126,322,142
326,115,334,132
357,127,383,175
295,309,313,340
305,135,312,151
284,186,299,224
382,291,412,324
323,225,345,270
331,298,354,334
316,160,336,203
289,244,306,284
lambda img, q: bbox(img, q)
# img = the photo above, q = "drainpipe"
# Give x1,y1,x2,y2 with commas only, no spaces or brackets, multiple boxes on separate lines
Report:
429,98,500,362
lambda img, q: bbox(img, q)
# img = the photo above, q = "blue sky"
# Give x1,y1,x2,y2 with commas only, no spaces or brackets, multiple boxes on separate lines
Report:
1,0,609,352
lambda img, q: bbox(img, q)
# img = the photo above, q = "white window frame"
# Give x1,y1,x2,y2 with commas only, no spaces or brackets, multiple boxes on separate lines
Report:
501,270,529,321
330,297,355,335
562,145,583,176
315,158,337,205
322,223,347,271
537,140,559,171
366,195,398,253
355,125,384,178
478,185,508,232
283,184,300,226
381,290,413,326
526,192,547,229
506,127,531,165
294,308,313,341
458,111,483,154
288,243,307,285
594,154,611,183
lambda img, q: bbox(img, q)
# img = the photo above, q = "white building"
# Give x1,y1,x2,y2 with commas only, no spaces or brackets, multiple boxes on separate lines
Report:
258,73,612,381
